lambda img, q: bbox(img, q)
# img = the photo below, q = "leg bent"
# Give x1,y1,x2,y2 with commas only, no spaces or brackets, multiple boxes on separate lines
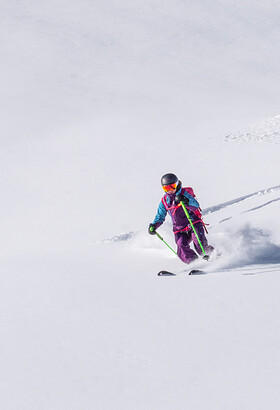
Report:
175,231,198,264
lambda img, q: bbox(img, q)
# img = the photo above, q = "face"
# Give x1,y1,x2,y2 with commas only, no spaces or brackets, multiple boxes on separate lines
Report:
165,187,176,194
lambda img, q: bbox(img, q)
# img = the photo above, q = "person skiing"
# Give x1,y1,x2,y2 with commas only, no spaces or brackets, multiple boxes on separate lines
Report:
148,173,214,264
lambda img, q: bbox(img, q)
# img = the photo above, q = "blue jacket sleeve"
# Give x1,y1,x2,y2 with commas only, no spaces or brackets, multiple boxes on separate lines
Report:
152,200,167,227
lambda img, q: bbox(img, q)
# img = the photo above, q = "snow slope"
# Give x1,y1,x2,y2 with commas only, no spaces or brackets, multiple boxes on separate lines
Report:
1,182,280,410
1,1,280,409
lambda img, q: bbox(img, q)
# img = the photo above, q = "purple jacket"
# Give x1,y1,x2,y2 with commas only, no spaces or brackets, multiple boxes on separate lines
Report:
152,187,200,233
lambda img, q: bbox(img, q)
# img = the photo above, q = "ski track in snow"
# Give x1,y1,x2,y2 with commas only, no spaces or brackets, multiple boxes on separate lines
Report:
215,196,280,225
95,231,135,245
242,197,280,213
203,184,280,215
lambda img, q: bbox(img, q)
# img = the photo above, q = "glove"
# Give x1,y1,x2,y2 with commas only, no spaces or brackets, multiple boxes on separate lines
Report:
148,223,157,235
175,193,189,205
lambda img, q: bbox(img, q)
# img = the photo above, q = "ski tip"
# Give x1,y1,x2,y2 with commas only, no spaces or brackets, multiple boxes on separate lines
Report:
158,271,176,276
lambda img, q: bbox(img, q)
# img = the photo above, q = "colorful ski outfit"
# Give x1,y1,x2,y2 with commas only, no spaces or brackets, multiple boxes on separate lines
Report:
152,185,213,264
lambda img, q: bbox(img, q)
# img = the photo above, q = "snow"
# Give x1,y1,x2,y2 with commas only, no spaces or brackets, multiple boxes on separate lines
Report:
225,115,280,143
1,1,280,409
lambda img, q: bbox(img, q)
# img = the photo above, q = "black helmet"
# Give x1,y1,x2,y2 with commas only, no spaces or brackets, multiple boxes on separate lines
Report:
161,173,178,186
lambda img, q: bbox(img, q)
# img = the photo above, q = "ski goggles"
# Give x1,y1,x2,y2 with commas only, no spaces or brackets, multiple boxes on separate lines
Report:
162,182,178,192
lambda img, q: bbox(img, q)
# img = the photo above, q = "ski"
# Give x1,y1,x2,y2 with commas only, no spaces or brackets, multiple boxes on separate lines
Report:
157,270,176,276
158,269,206,276
188,269,206,275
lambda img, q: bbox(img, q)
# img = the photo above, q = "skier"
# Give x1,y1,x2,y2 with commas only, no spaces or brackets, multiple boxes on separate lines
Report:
148,173,214,264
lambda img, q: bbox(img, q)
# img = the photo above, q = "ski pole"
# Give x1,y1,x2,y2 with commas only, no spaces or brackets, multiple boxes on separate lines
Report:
149,226,177,256
155,232,178,256
180,201,209,260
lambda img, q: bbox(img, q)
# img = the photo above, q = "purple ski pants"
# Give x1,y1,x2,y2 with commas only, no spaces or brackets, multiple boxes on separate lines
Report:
174,222,213,264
